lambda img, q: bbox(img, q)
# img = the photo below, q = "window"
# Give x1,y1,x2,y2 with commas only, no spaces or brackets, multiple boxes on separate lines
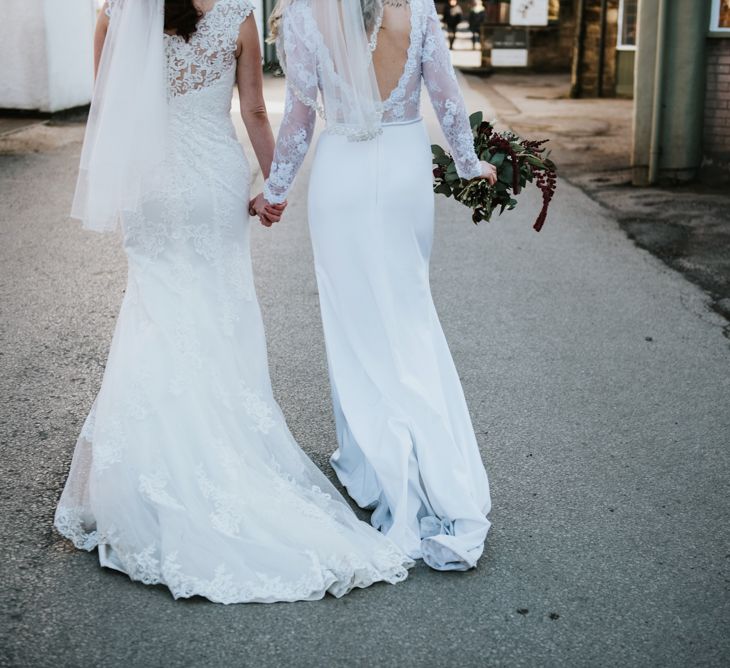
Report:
617,0,638,50
710,0,730,32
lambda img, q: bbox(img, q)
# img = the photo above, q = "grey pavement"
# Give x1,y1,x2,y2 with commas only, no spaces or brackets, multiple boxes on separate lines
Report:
465,72,730,327
1,75,729,667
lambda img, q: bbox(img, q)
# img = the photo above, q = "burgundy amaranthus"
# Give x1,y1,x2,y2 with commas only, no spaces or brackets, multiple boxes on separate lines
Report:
432,113,557,230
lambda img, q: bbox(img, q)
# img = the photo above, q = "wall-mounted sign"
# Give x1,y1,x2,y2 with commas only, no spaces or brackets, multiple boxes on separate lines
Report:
491,27,529,67
510,0,549,27
710,0,730,31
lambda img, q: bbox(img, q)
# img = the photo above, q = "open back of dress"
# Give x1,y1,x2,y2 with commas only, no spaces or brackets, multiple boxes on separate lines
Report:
265,0,483,201
372,4,412,103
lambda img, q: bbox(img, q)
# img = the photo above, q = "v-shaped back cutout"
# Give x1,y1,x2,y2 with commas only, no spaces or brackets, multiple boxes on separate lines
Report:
372,4,413,103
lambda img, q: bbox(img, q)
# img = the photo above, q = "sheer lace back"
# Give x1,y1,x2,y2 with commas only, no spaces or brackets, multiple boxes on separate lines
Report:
165,0,253,97
105,0,253,97
371,4,412,103
263,0,482,204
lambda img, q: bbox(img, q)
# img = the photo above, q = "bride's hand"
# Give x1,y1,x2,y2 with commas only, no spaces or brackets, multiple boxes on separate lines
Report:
478,160,498,186
249,193,287,227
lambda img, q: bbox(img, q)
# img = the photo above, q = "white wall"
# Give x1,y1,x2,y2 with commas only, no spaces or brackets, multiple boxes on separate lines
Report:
0,1,264,113
0,2,49,110
44,0,96,112
0,0,95,112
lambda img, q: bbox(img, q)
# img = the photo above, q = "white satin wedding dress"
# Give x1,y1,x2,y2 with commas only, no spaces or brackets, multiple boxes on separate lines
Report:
54,0,411,604
264,0,491,571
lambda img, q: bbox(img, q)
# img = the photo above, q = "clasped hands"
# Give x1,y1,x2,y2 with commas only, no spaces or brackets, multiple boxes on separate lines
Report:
249,193,287,227
250,160,495,226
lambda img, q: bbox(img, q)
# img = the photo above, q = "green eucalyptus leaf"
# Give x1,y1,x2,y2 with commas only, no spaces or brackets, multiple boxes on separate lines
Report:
489,153,506,168
499,163,513,185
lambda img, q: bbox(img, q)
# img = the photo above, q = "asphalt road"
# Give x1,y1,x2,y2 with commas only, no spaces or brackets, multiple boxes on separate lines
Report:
1,78,729,667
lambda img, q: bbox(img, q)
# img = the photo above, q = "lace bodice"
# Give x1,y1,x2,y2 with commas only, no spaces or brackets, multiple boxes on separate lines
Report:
105,0,253,99
263,0,481,204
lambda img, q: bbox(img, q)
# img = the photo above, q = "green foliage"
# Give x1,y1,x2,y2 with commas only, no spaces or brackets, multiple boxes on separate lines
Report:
431,118,558,230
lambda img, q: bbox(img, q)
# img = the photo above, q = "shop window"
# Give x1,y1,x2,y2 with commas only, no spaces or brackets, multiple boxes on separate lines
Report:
617,0,637,49
710,0,730,32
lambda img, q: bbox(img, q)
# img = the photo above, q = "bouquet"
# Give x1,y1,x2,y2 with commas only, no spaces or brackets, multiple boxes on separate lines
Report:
432,112,557,231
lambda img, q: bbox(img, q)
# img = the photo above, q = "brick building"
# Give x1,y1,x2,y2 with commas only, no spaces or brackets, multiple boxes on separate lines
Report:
570,0,637,98
704,7,730,173
477,0,636,94
526,0,576,72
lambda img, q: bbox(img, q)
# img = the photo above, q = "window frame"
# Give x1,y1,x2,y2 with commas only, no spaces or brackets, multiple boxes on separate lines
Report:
616,0,638,51
710,0,730,33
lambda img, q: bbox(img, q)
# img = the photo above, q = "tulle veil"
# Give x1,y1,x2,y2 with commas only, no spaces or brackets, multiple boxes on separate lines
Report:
272,0,385,141
71,0,167,233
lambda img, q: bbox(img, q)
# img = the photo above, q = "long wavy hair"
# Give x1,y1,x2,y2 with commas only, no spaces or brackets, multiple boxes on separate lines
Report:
165,0,203,41
267,0,381,43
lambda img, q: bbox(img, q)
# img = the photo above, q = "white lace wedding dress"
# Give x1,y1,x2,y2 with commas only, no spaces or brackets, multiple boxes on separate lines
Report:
264,0,491,571
54,0,411,604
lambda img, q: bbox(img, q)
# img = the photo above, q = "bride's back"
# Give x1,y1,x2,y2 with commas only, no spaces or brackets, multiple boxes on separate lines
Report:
372,4,412,102
164,0,251,98
105,0,251,99
281,0,452,125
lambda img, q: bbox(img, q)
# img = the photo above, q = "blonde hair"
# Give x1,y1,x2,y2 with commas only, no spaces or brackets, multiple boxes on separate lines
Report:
268,0,381,44
266,0,286,44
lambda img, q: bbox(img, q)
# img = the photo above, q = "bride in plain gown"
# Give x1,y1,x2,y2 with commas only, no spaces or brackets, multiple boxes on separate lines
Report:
54,0,412,604
257,0,497,571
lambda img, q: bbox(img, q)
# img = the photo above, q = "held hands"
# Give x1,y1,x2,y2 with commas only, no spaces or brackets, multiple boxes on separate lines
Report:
478,160,498,186
249,193,287,227
250,162,495,224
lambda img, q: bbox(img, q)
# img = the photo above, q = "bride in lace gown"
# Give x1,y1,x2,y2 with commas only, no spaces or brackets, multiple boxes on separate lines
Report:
259,0,496,571
54,0,411,604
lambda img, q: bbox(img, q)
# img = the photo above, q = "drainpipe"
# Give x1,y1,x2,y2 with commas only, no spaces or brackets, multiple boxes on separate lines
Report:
570,0,586,98
648,0,667,184
597,0,608,97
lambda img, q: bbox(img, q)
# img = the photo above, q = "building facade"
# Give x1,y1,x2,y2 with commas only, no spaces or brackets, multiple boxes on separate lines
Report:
704,0,730,175
0,0,96,113
570,0,636,98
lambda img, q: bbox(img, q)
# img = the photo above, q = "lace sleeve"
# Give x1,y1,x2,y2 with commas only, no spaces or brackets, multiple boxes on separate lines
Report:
263,7,318,205
421,2,481,180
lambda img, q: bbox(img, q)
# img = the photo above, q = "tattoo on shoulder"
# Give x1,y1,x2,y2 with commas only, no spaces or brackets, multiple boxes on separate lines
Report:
383,0,409,7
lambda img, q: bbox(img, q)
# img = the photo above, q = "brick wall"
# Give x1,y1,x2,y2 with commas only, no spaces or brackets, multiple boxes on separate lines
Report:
528,0,576,72
573,0,620,97
704,38,730,163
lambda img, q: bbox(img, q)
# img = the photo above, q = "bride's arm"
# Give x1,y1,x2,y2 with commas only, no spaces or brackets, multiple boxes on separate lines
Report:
421,2,484,180
262,88,316,205
94,3,112,78
262,8,318,205
236,15,276,179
